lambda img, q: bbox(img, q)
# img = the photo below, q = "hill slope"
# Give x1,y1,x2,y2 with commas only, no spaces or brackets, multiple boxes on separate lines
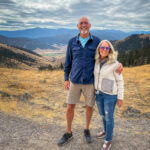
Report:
114,34,150,52
0,43,51,69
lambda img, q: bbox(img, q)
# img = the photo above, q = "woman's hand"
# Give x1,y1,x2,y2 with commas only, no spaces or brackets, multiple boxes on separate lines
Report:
117,99,123,108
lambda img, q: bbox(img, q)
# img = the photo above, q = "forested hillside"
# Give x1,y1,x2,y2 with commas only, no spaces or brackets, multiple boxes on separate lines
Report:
114,34,150,53
118,44,150,66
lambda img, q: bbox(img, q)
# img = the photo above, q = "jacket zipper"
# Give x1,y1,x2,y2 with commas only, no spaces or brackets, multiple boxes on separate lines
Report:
97,63,101,90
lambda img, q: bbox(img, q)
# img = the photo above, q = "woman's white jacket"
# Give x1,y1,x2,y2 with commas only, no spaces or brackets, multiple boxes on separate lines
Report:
94,60,124,100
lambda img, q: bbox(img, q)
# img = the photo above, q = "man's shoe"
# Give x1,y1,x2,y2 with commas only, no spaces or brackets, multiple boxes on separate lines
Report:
57,132,73,146
101,141,111,150
96,131,106,138
84,129,92,143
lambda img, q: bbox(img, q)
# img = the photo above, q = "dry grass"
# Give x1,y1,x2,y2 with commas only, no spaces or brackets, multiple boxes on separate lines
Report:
121,64,150,114
0,64,150,125
0,68,66,124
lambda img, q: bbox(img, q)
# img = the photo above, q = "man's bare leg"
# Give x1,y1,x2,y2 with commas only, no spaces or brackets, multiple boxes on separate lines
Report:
66,104,76,133
85,105,93,129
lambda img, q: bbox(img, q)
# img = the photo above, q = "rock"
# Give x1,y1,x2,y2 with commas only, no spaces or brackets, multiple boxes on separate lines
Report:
40,80,46,83
0,91,10,98
18,93,32,103
82,105,86,108
63,103,67,107
41,97,49,101
128,106,141,113
42,105,53,110
8,84,18,88
142,112,150,119
80,110,84,113
121,106,141,118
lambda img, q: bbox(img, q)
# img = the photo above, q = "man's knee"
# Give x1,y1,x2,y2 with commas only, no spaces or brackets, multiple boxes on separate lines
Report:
86,105,93,112
67,104,76,112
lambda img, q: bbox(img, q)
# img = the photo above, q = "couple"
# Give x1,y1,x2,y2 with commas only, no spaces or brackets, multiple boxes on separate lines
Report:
58,16,124,150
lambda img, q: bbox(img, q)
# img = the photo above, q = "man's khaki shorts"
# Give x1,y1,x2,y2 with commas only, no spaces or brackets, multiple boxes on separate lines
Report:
67,82,95,107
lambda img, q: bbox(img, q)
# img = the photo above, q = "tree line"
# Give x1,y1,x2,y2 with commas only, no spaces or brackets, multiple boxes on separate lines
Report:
118,44,150,66
38,63,64,71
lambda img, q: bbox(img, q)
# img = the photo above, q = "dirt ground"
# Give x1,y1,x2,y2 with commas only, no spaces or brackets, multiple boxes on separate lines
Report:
0,108,150,150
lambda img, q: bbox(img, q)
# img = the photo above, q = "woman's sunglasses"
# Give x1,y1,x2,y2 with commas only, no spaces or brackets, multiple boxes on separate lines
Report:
100,46,111,51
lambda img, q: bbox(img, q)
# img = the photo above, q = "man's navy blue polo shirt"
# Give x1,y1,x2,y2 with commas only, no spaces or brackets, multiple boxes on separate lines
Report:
64,34,100,84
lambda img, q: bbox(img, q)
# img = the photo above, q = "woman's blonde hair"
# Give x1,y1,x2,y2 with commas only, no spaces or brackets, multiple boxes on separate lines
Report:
95,40,118,64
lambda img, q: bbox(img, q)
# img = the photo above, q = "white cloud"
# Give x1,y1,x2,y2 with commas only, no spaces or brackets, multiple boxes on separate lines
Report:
0,20,7,24
11,0,78,10
0,0,149,31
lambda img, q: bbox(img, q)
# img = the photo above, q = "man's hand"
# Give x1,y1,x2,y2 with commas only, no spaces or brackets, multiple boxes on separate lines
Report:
115,63,123,74
64,81,70,90
117,99,123,108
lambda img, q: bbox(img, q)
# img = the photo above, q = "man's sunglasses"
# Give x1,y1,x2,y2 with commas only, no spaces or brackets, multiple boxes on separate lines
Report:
100,46,111,51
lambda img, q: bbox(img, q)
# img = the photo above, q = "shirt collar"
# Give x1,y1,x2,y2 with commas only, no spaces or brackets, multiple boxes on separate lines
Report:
76,33,93,42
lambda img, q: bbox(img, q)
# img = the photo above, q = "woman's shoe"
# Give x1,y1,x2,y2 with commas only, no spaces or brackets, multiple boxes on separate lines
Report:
101,141,111,150
96,131,106,138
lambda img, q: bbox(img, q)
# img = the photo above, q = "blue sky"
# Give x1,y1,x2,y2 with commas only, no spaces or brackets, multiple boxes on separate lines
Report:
0,0,150,31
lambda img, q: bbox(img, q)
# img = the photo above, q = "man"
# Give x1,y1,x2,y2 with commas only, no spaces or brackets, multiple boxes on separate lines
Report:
58,16,122,146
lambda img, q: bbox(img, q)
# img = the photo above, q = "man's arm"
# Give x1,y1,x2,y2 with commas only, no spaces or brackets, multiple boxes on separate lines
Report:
114,66,124,108
64,41,72,90
117,99,123,108
115,63,123,74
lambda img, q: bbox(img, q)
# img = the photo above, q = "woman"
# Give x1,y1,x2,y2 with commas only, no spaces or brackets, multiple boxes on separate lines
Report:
94,40,124,150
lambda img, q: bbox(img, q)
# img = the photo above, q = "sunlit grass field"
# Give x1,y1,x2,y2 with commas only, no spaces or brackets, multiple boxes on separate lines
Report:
0,64,150,126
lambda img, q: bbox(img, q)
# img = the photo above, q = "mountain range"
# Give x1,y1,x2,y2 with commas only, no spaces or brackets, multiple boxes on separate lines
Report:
0,28,150,50
1,28,149,39
0,35,57,50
